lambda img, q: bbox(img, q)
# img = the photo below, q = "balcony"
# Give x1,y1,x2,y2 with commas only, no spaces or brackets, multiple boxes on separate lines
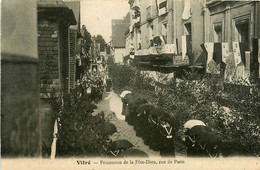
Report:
135,43,190,67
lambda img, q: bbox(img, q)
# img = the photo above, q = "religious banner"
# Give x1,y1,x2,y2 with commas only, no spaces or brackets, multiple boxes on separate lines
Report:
258,39,260,78
245,51,250,71
221,43,229,63
233,41,242,66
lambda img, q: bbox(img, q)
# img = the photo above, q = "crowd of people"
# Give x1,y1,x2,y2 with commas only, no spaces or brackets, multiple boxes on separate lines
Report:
74,64,111,102
120,92,176,157
120,91,225,158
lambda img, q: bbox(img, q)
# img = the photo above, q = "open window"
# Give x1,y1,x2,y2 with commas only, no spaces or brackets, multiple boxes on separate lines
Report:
149,25,154,46
184,23,192,54
213,23,222,43
162,22,168,43
234,18,250,51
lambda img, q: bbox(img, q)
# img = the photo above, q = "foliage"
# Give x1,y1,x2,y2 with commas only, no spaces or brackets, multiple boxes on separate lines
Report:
108,64,260,156
81,25,92,53
50,86,110,157
93,35,107,52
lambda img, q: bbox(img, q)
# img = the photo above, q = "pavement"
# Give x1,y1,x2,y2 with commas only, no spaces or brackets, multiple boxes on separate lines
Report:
94,90,186,157
95,90,161,157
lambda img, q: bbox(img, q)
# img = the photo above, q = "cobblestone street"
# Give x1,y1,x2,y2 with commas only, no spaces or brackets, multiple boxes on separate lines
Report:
93,90,185,158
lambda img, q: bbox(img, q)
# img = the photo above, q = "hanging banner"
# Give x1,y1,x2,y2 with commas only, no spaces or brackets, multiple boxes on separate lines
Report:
182,35,187,60
221,43,229,63
245,51,250,71
162,44,177,54
182,0,191,20
233,41,242,66
157,0,167,16
258,39,260,78
205,42,214,64
236,63,245,80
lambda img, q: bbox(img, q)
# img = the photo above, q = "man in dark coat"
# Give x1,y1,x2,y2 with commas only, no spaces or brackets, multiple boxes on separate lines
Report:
156,111,175,157
127,97,147,126
135,104,155,137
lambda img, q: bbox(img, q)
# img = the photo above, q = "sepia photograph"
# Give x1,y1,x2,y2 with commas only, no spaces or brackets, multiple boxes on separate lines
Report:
1,0,260,169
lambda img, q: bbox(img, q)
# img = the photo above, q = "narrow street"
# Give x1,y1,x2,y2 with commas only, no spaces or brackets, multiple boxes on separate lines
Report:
93,90,160,157
93,90,186,157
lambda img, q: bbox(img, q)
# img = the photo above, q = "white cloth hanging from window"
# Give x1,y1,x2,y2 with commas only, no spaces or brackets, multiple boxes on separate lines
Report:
182,35,187,60
182,0,191,20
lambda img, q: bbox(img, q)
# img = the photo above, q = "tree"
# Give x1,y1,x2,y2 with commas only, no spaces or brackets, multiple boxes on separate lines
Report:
93,35,107,52
81,25,92,54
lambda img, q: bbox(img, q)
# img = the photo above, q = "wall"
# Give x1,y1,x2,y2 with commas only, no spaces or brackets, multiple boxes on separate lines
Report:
174,0,205,65
38,19,60,98
1,0,41,157
114,48,126,63
207,1,256,51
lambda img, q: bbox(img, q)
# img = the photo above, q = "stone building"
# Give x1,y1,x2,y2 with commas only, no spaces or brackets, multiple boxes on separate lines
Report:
37,0,77,98
125,0,204,80
111,13,131,64
125,0,260,84
205,0,260,82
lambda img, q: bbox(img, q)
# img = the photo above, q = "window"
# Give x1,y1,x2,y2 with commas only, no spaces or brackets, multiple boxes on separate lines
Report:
184,23,192,53
184,23,191,36
149,25,154,41
234,19,249,50
213,24,222,42
137,30,141,49
162,23,167,42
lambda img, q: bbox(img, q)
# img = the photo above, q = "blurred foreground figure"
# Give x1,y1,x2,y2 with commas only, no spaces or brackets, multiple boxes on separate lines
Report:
1,0,41,157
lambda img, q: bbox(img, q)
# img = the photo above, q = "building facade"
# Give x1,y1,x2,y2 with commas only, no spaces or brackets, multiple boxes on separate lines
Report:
205,0,260,81
125,0,260,84
111,13,130,64
127,0,204,74
37,0,77,98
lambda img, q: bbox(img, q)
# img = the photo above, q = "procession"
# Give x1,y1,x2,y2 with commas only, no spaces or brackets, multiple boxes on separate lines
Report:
1,1,260,168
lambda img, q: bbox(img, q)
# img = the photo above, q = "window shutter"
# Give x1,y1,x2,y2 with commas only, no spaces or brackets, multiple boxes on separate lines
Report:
68,29,77,93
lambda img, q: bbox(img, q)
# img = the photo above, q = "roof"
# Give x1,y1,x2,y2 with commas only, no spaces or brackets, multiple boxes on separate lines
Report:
37,0,67,8
37,0,77,25
111,13,130,48
64,1,80,31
